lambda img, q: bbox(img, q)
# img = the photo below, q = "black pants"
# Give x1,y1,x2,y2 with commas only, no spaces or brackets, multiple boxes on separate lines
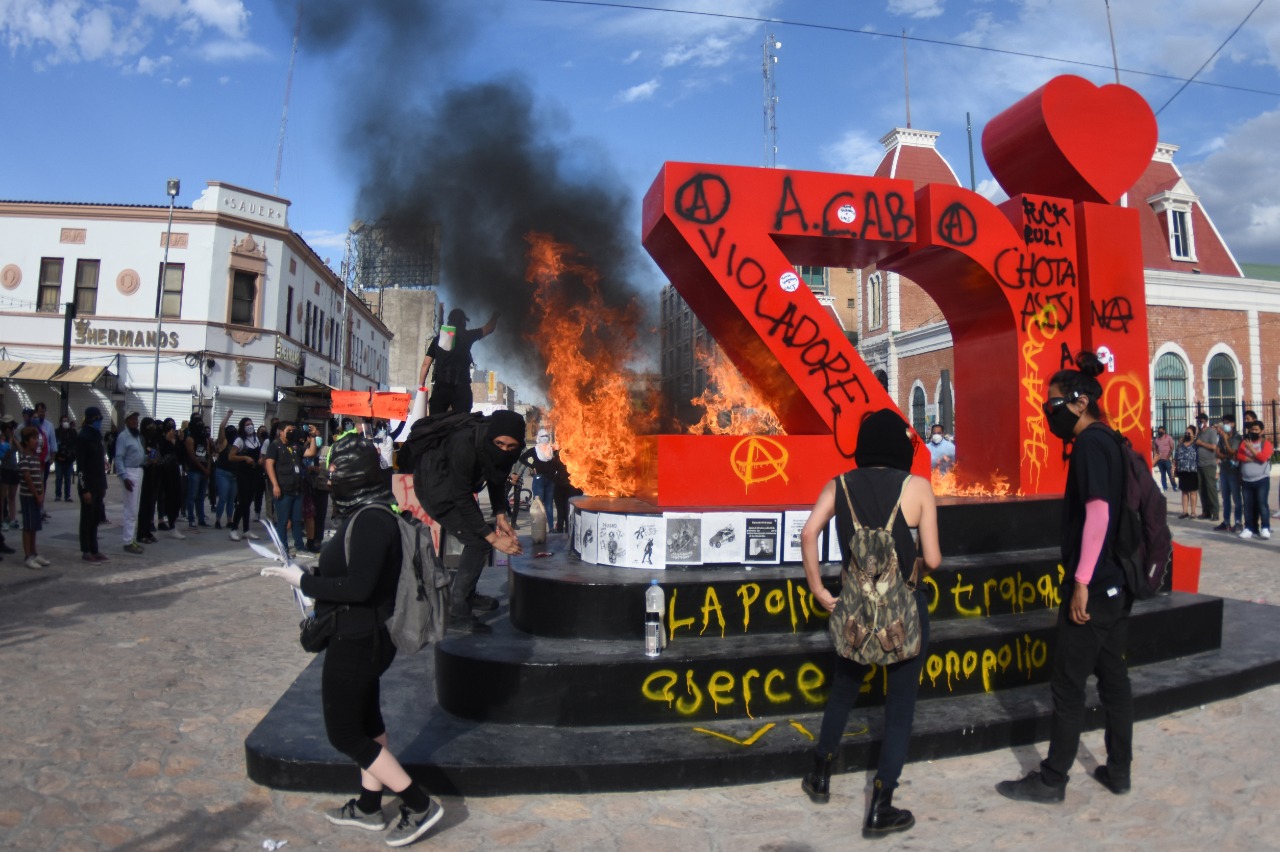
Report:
233,468,256,533
79,491,101,555
816,590,930,789
311,489,329,542
433,508,493,617
428,380,473,415
1041,584,1133,784
138,466,159,539
321,627,396,770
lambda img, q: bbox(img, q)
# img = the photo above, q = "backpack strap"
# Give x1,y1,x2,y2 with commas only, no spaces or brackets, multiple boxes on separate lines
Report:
838,471,911,532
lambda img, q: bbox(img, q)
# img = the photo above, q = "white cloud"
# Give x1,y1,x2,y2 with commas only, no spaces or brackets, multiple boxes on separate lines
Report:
186,0,250,40
132,54,173,75
198,38,267,61
623,49,641,64
618,78,661,103
301,229,350,251
820,130,888,176
889,0,945,20
975,178,1006,204
1182,107,1280,263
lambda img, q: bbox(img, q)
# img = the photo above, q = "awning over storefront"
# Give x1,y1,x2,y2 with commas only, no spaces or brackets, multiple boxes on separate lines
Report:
0,359,110,384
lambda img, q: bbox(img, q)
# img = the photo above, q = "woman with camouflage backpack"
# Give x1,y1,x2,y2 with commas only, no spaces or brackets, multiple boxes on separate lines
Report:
799,408,941,839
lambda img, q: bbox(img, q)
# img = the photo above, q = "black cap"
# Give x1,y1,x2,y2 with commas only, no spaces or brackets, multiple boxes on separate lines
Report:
84,406,102,422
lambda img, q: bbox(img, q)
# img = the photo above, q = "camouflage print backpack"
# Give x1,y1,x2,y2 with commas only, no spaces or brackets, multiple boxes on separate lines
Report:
828,473,922,666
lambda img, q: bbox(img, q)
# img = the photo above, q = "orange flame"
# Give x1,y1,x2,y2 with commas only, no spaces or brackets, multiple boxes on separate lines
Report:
688,345,786,436
929,466,1020,498
524,232,651,497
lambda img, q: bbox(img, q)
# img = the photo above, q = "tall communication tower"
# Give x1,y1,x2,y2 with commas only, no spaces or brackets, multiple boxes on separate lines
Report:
274,2,302,195
762,33,781,167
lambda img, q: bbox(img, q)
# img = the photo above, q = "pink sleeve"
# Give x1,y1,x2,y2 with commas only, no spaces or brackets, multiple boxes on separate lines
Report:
1074,498,1110,585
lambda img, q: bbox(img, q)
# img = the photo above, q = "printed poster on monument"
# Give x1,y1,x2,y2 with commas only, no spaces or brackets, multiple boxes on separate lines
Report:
576,510,599,564
782,510,810,563
597,515,627,566
663,512,703,565
743,513,782,564
699,512,746,565
624,515,664,569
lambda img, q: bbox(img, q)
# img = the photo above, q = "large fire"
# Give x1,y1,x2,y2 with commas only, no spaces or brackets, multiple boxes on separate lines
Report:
930,466,1018,498
687,345,786,436
524,233,652,497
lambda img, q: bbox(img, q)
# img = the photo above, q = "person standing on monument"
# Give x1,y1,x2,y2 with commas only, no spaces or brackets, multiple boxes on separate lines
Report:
798,408,942,839
259,434,445,846
1193,411,1220,522
417,308,499,416
998,351,1133,803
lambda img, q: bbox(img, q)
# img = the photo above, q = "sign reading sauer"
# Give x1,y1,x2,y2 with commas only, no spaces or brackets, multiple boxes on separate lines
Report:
74,319,179,349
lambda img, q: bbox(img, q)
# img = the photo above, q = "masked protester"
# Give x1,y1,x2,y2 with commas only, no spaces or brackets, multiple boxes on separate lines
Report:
418,308,499,416
417,409,525,634
74,407,109,562
999,351,1134,803
799,409,942,838
115,412,147,554
260,435,445,846
517,428,562,530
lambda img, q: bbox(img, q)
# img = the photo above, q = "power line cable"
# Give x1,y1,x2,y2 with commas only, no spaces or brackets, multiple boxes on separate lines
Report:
1155,0,1267,115
533,0,1280,99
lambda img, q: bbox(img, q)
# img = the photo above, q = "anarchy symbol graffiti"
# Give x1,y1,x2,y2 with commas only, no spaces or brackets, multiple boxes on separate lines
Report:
1104,374,1147,437
730,436,790,492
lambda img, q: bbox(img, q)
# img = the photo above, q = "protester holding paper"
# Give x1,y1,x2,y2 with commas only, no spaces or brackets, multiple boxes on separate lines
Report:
260,433,445,847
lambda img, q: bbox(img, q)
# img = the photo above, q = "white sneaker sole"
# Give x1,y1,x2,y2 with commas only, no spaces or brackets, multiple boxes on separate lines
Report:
385,800,444,847
325,811,388,832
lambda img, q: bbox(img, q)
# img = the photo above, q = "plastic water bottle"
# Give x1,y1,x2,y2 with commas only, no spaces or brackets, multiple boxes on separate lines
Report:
645,579,665,657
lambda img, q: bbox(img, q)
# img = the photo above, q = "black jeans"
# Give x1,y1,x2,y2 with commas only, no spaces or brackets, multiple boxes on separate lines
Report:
428,381,473,416
79,491,101,555
433,508,493,617
321,626,396,770
138,466,159,539
816,589,930,789
1040,584,1133,785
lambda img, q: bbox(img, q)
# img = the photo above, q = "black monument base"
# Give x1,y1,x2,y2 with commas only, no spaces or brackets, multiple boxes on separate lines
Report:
245,597,1280,796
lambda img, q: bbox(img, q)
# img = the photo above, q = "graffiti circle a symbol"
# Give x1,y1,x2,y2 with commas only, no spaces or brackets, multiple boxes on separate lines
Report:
1103,375,1146,436
675,173,731,225
731,436,790,492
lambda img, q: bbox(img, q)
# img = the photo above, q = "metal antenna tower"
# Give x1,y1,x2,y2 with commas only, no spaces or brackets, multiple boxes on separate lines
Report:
274,2,302,195
762,33,781,167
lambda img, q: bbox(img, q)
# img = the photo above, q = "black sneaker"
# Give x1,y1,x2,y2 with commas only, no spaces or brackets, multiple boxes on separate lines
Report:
1213,522,1230,531
449,614,493,635
325,798,388,831
385,798,444,847
470,594,499,612
995,771,1065,803
1093,766,1130,795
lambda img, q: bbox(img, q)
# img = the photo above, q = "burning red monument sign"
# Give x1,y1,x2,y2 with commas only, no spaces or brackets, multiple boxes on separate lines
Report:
641,75,1158,506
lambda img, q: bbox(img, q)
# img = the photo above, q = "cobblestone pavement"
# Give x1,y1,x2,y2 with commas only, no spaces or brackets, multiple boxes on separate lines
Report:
1,483,1277,851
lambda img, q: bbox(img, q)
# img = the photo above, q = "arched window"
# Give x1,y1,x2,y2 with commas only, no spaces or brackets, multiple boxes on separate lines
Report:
1154,353,1188,436
911,386,927,435
874,369,889,390
1207,354,1237,420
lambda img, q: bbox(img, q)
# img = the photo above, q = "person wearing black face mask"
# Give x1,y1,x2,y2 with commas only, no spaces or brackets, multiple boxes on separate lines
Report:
417,308,500,416
1236,423,1273,540
1174,427,1201,519
74,407,109,563
416,409,525,634
999,351,1133,804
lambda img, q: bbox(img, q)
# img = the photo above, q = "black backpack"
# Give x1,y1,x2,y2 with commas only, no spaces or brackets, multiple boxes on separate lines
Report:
399,411,487,515
1108,429,1173,599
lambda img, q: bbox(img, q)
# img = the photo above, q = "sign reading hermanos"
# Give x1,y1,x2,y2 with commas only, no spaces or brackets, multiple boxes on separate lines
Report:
75,319,179,349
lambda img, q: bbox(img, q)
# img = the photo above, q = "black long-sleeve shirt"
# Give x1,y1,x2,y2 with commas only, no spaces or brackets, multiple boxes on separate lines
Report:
75,426,108,495
300,506,401,618
421,427,511,539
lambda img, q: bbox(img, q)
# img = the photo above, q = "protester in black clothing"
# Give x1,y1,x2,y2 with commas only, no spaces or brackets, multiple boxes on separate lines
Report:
799,409,942,838
417,309,499,416
998,351,1133,803
551,446,577,534
417,410,525,634
517,429,564,532
75,406,109,562
260,434,444,846
155,420,186,539
54,415,77,501
228,417,263,541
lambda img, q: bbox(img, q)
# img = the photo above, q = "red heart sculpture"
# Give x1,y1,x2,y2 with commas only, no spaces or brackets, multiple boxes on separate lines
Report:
982,75,1157,204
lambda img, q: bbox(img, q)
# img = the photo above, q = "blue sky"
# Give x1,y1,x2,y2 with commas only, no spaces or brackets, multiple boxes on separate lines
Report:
4,0,1280,289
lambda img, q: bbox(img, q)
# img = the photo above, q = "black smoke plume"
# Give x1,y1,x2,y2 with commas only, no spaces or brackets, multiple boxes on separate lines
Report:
277,1,651,390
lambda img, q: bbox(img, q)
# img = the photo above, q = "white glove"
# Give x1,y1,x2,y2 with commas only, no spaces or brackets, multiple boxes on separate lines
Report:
260,563,304,588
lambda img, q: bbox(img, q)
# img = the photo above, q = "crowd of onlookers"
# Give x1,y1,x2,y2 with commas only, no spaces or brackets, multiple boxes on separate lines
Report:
1152,409,1275,540
0,401,361,569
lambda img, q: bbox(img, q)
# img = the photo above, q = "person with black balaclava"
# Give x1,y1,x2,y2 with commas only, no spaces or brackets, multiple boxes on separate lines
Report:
418,409,525,634
417,308,499,416
75,406,109,563
259,434,445,847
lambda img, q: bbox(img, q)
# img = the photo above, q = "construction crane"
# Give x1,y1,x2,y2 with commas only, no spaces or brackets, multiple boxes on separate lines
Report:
762,33,780,168
274,2,302,195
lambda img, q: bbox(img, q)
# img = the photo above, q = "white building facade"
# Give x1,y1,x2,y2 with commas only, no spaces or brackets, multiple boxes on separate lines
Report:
0,182,391,429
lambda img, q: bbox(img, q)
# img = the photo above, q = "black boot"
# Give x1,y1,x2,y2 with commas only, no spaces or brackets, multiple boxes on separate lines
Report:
863,778,914,839
800,752,832,804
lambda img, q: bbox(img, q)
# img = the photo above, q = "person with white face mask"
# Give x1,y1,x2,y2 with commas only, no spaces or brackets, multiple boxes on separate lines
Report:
517,428,562,531
926,424,955,475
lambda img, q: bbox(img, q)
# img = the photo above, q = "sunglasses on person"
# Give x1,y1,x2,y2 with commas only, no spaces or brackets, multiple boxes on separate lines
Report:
1040,393,1081,417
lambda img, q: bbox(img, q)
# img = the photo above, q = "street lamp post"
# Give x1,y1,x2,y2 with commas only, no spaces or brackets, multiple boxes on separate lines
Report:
151,179,180,418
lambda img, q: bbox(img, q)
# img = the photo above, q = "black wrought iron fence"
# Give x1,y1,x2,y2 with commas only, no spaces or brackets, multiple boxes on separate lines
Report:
1154,400,1280,458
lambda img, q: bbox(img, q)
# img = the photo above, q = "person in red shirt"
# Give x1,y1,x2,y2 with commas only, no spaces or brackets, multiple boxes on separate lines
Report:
1151,426,1175,492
